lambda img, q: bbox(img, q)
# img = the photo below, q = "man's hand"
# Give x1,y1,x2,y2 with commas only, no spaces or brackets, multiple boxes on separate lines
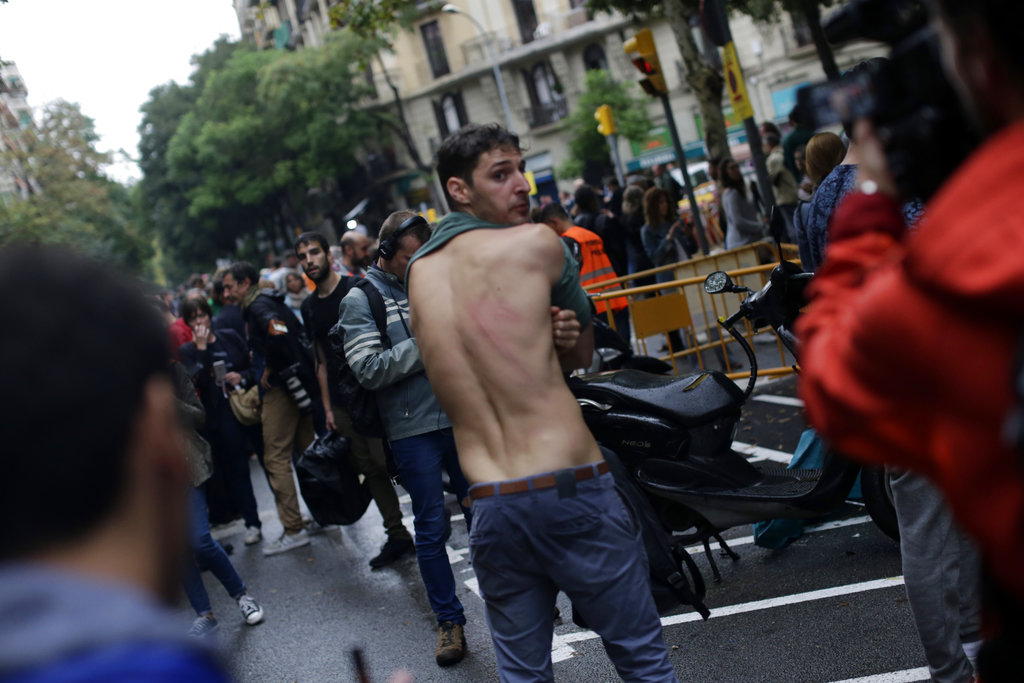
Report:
325,406,337,432
260,367,272,390
224,371,242,387
551,306,581,353
853,119,900,199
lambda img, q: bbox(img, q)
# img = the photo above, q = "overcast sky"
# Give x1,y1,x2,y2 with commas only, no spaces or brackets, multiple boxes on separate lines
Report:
0,0,241,183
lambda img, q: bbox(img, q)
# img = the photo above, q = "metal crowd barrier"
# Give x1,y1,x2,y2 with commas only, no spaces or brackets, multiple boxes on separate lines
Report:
585,241,800,380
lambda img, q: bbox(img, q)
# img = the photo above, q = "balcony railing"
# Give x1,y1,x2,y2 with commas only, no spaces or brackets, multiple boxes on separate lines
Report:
525,99,568,129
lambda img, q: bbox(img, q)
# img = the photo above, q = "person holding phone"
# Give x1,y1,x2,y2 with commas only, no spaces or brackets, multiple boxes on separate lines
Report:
178,298,263,547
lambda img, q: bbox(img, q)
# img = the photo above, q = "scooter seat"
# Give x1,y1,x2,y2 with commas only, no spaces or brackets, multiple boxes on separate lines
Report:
570,369,744,427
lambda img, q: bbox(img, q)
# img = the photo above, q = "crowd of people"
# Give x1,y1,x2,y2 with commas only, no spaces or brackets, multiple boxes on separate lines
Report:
1,1,1021,680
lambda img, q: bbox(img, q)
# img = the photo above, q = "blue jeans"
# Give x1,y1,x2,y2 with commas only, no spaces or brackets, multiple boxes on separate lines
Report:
389,428,470,625
207,407,261,529
183,486,246,615
469,470,675,683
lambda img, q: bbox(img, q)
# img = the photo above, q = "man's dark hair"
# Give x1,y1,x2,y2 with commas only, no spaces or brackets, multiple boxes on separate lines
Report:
295,232,330,255
228,261,259,286
764,131,781,148
180,297,213,325
435,123,522,210
574,185,600,214
0,247,170,561
930,0,1024,78
539,202,570,223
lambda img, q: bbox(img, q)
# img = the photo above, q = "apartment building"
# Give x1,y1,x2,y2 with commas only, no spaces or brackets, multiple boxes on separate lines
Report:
233,0,881,212
0,61,36,201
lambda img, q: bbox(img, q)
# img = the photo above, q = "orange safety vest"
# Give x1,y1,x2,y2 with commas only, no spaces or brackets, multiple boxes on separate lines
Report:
563,225,628,315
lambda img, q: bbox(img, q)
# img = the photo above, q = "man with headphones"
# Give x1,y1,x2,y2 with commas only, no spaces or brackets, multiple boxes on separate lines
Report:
338,211,473,668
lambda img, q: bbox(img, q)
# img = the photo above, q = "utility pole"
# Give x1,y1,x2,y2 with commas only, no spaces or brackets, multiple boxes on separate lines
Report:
595,105,625,187
623,29,710,255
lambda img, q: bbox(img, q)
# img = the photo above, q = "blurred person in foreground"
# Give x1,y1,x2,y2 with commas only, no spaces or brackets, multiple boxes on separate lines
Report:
0,246,228,682
798,1,1024,677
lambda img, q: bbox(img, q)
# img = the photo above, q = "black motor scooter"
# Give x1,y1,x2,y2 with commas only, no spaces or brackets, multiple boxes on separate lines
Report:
568,260,897,581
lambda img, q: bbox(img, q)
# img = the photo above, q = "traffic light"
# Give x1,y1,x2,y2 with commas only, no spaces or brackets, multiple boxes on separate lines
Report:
623,28,667,96
594,104,616,136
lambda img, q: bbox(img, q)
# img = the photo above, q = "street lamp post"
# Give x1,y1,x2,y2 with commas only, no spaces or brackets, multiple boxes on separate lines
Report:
441,4,515,133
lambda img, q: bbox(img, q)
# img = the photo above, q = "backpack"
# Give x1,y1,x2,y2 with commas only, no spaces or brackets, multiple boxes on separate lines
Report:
573,450,710,628
326,277,391,438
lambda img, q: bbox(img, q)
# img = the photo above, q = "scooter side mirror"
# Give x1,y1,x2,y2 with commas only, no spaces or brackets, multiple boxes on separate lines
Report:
704,271,733,294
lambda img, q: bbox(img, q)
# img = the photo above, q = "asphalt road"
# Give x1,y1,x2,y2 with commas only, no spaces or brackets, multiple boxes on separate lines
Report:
196,374,927,683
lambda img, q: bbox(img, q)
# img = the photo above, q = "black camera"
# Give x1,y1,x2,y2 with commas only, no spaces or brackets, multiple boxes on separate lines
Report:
797,0,978,201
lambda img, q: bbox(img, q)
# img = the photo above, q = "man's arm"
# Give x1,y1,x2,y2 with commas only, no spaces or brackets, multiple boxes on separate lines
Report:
549,238,595,372
338,288,424,391
314,342,336,432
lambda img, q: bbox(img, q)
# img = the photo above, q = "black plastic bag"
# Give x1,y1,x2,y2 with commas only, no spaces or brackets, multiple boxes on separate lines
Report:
295,432,372,526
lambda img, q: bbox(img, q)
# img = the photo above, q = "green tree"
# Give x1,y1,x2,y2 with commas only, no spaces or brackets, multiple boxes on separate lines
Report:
140,32,379,277
0,100,151,271
557,70,652,180
137,37,247,279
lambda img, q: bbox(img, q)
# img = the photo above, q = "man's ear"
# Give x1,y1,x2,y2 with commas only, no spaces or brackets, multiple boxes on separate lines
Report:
446,176,472,207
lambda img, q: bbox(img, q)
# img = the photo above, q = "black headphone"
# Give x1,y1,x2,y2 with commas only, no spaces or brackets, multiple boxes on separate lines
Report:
379,214,428,261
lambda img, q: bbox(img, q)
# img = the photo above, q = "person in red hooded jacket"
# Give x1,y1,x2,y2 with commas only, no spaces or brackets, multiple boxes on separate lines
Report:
797,1,1024,678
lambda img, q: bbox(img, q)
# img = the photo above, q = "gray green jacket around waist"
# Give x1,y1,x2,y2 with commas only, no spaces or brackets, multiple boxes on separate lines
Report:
337,266,450,441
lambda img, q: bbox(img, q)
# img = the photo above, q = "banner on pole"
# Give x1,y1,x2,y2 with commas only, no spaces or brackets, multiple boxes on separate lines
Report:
722,41,754,120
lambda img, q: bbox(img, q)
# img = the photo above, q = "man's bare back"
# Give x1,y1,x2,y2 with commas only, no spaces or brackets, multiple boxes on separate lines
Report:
409,222,601,484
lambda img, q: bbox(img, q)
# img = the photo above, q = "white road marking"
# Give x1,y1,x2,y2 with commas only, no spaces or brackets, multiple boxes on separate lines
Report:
829,667,930,683
683,516,873,555
732,441,793,464
752,394,805,408
550,576,906,662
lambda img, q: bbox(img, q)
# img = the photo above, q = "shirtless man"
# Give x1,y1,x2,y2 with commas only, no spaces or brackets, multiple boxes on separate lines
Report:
407,123,675,682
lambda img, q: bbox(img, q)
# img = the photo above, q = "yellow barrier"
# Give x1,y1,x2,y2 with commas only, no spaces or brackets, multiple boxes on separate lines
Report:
586,241,800,380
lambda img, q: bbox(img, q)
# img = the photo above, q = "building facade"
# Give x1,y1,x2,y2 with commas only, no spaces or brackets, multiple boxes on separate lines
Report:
0,61,37,202
233,0,881,213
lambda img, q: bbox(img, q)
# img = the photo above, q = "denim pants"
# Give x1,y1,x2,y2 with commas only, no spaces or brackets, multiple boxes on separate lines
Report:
469,471,676,683
890,470,981,683
183,486,246,615
207,407,261,529
389,428,470,625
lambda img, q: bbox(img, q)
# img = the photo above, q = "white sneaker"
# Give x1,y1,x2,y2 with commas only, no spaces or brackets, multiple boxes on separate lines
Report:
244,526,262,546
262,529,310,556
237,594,264,625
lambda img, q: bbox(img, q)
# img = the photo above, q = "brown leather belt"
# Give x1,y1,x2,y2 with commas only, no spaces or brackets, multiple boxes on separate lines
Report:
469,461,610,500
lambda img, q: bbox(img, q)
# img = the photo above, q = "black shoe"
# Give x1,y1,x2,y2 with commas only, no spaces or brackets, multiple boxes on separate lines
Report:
369,536,415,569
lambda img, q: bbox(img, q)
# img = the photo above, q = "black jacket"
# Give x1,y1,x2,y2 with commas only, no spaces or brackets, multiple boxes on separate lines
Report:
243,290,315,387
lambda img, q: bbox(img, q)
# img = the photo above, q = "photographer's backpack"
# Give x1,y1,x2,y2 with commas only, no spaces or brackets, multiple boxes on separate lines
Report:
573,450,710,628
326,277,391,438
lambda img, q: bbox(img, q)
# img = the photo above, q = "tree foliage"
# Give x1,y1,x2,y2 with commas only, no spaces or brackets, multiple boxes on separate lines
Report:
0,100,152,271
138,32,379,279
557,70,652,180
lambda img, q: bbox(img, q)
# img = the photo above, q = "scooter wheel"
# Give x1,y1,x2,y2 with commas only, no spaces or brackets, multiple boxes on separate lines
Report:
861,466,900,543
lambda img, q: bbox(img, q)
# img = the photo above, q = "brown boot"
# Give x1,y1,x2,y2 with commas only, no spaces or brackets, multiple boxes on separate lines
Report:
435,621,466,666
